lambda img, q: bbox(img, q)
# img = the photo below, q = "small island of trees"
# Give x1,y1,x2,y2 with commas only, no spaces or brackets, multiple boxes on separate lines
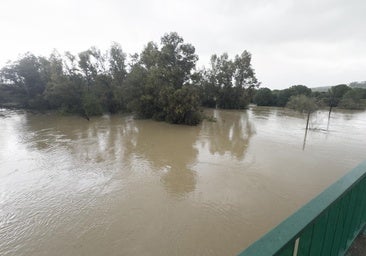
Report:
1,32,365,126
0,32,259,125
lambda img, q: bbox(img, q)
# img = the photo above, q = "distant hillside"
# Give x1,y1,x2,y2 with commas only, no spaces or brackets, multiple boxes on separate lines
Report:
311,81,366,92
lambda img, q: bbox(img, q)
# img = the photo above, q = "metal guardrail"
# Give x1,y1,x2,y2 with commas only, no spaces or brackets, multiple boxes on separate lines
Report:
238,161,366,256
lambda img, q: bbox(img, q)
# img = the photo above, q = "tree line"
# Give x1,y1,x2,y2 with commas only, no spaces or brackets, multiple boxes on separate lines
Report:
253,84,366,110
1,32,364,126
0,32,259,125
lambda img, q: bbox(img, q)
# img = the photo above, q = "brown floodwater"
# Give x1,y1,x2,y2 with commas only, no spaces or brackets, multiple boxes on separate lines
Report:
0,107,365,256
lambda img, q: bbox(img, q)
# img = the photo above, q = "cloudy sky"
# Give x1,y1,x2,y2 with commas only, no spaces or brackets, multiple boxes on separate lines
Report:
1,0,365,89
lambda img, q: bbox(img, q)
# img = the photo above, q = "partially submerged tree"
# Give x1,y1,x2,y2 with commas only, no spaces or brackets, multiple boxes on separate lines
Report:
0,32,262,125
125,32,201,125
253,88,275,106
0,53,49,108
287,95,318,150
328,84,351,117
287,95,318,131
339,89,366,110
200,51,260,109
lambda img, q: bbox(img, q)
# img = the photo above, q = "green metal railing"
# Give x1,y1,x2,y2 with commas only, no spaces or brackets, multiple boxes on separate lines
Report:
238,161,366,256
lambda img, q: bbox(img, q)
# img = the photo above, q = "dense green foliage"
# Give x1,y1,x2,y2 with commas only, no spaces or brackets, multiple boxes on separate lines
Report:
338,88,366,110
287,95,318,113
253,88,275,106
1,32,364,126
286,94,319,133
125,33,201,124
253,84,366,110
0,32,260,125
0,45,128,116
199,51,259,109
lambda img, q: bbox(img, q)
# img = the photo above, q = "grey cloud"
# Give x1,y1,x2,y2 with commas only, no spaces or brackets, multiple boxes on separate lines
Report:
1,0,365,88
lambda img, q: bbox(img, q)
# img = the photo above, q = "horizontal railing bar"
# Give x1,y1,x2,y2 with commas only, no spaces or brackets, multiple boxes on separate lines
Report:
238,161,366,256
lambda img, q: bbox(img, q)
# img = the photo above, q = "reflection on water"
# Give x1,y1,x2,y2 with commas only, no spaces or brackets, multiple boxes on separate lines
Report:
199,109,254,160
0,107,366,256
120,119,200,197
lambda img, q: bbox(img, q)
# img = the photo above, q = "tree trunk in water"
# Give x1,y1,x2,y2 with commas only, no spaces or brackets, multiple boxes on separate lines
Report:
81,110,90,121
305,111,310,131
303,112,310,150
328,105,333,119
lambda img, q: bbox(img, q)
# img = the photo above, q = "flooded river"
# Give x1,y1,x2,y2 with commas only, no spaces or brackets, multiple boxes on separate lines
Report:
0,107,365,255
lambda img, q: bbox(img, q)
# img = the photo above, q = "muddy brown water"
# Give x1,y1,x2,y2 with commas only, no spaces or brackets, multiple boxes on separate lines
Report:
1,107,365,256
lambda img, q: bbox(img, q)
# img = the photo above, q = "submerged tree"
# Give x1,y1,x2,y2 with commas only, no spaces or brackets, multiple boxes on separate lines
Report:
287,95,318,131
0,53,50,108
253,88,275,106
328,84,351,117
339,89,365,110
125,32,201,125
287,95,318,150
0,32,262,125
201,51,260,109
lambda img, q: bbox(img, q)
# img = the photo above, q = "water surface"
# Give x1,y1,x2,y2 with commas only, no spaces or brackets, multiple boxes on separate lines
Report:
0,107,365,255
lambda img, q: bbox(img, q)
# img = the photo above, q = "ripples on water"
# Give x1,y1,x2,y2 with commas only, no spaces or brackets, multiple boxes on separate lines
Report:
0,107,365,255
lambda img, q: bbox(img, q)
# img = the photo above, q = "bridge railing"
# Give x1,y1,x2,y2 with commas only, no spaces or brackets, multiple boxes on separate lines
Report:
238,161,366,256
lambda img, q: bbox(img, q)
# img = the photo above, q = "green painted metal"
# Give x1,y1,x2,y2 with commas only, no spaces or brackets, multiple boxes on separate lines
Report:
321,203,340,255
297,224,313,256
238,161,366,256
309,211,328,255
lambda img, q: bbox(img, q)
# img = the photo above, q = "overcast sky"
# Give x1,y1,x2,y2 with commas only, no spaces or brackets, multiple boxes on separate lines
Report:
1,0,365,89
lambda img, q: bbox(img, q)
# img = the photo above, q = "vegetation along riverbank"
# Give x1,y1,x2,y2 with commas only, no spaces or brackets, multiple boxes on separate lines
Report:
1,32,365,125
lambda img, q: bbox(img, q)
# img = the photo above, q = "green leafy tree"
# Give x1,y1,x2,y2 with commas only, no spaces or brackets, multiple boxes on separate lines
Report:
78,50,96,88
0,33,265,125
109,42,127,85
253,88,275,106
159,32,197,89
328,84,351,107
0,53,49,108
288,85,311,96
273,85,311,107
273,89,290,107
198,70,219,108
125,32,201,125
233,51,259,89
202,51,259,109
45,52,78,111
287,95,318,131
326,84,351,117
339,89,365,110
160,85,201,125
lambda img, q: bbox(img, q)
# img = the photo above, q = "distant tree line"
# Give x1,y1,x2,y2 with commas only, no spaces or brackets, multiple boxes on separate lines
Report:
253,84,366,110
0,32,259,125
